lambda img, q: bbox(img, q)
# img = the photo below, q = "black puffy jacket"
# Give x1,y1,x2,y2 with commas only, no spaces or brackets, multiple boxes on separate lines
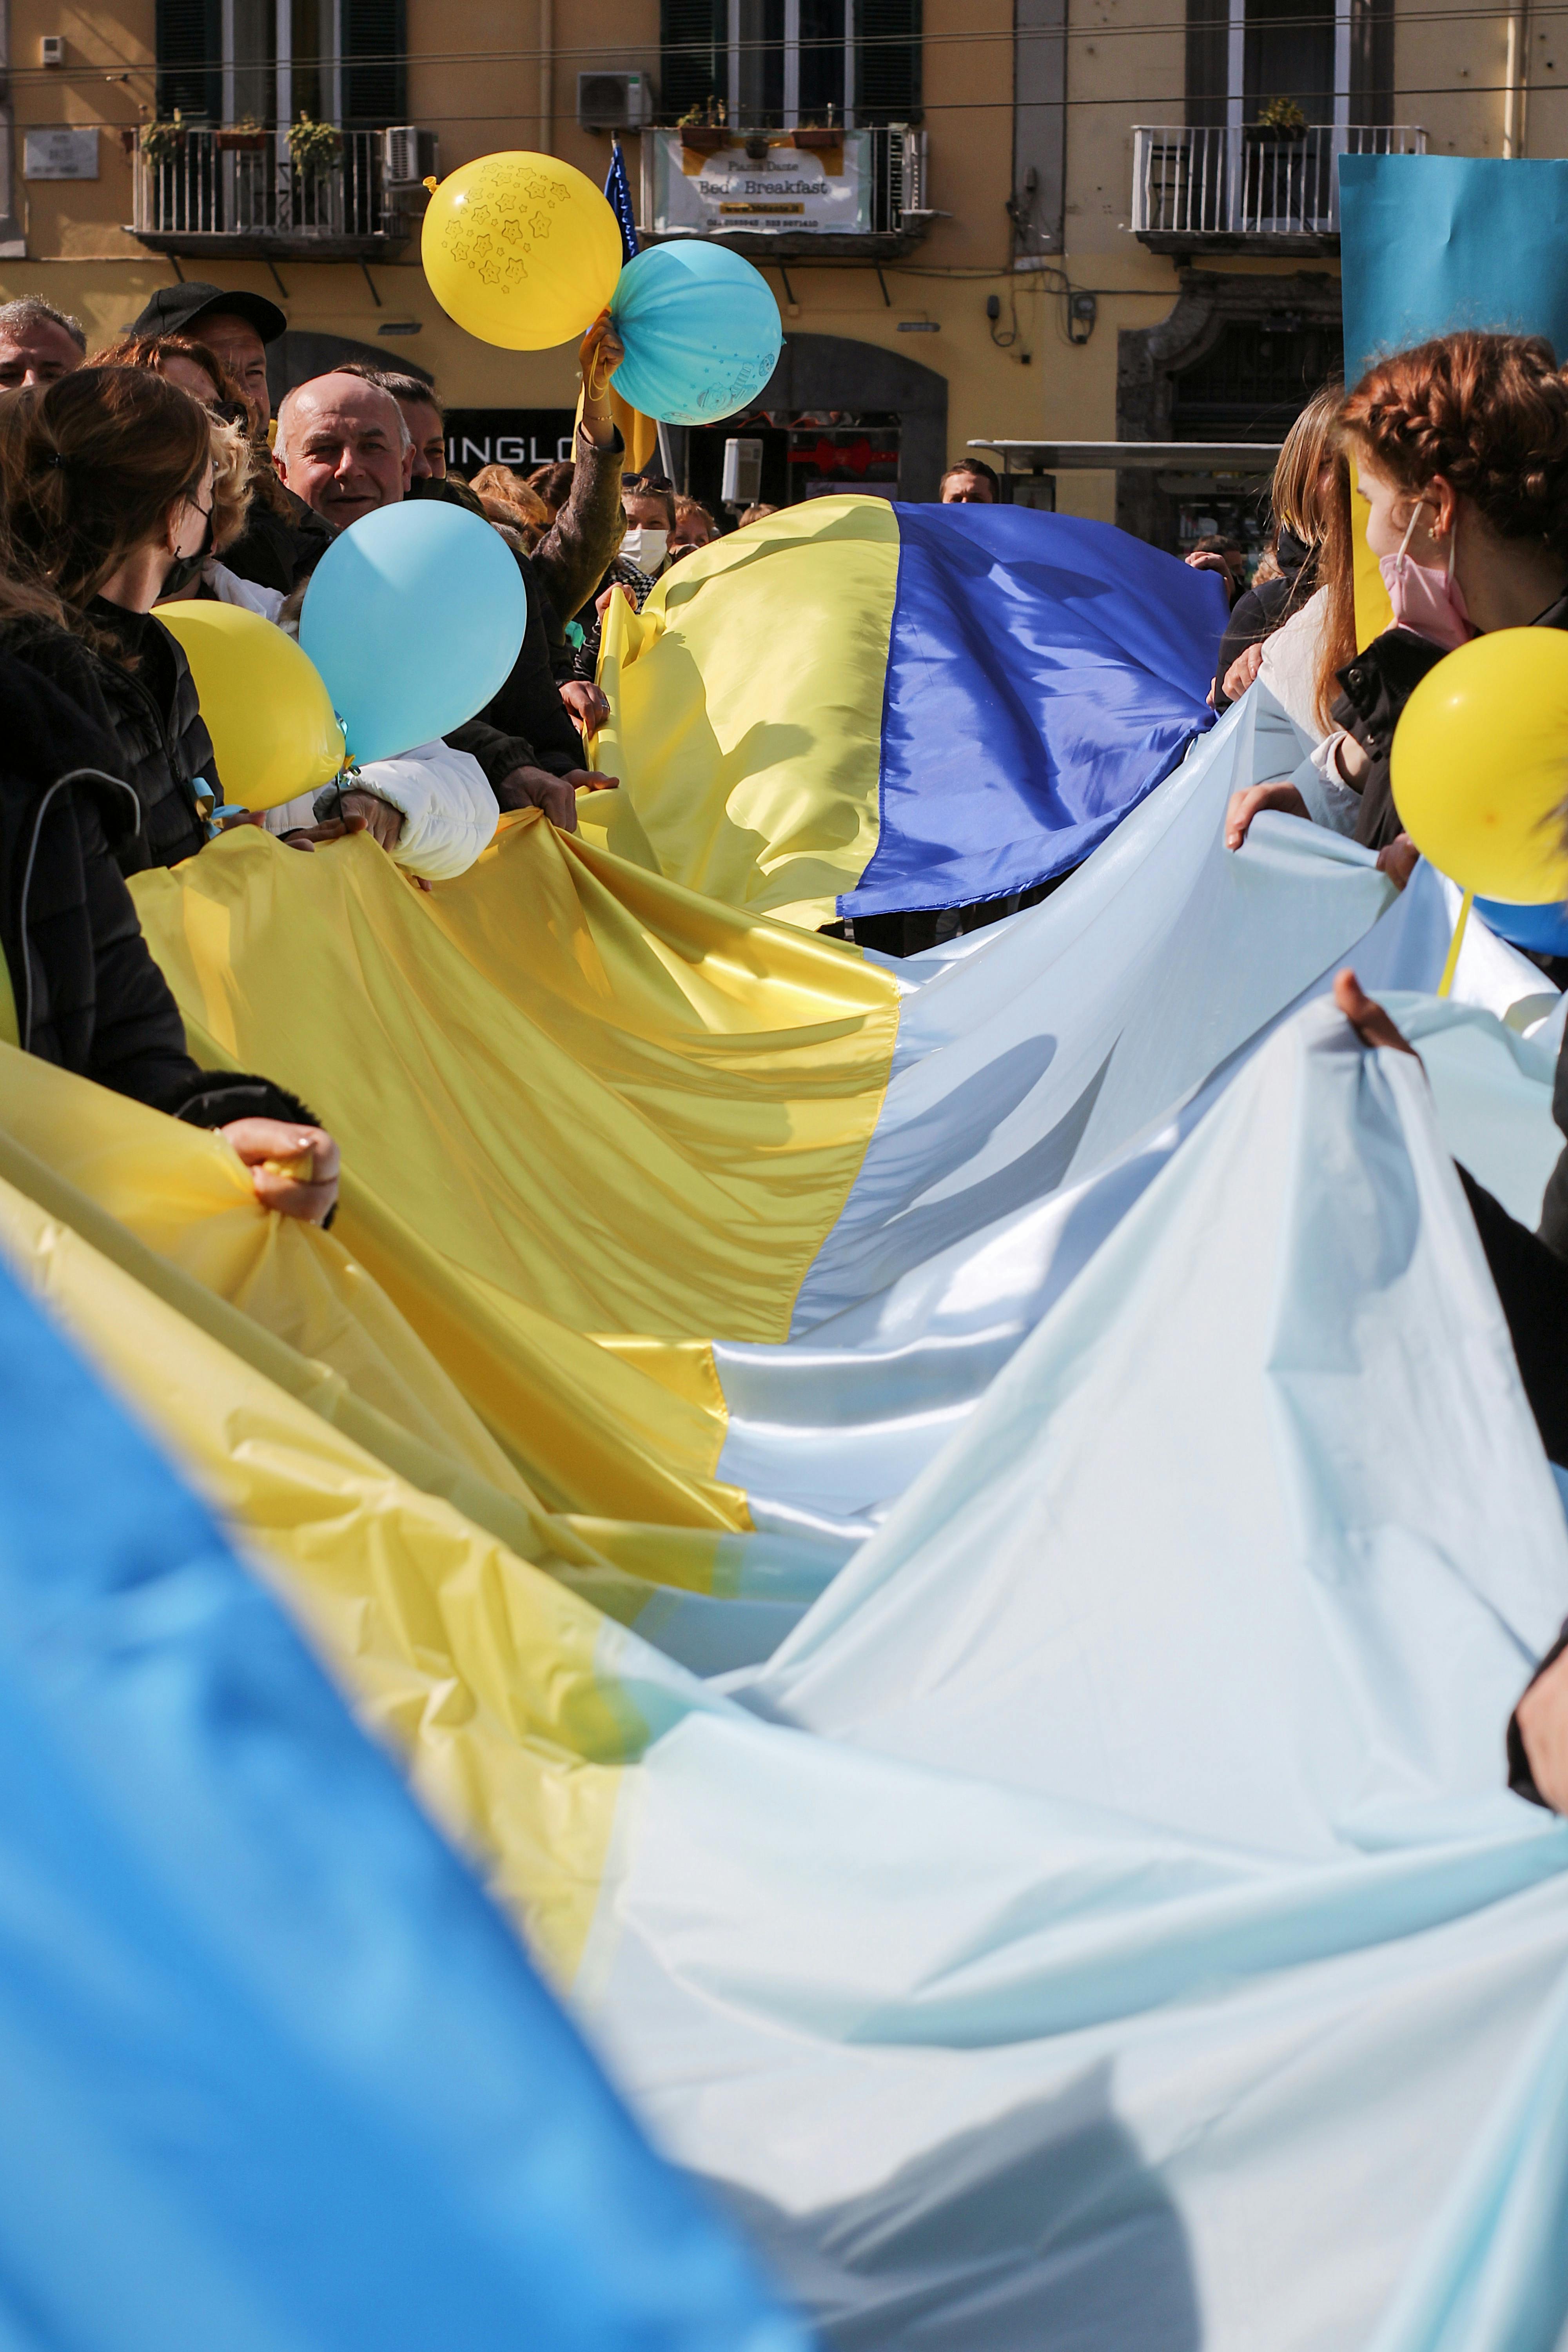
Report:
0,608,216,875
1332,591,1568,851
0,652,316,1132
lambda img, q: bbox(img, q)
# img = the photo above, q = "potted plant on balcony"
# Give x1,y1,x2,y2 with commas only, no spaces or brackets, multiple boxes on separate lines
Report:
215,114,269,152
287,112,342,182
1253,95,1308,139
1246,96,1311,224
793,105,840,152
678,100,728,156
139,111,185,169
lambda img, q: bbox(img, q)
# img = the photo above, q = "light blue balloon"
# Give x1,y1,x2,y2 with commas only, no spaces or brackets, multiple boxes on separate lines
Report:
1475,894,1568,956
299,501,527,766
608,242,782,427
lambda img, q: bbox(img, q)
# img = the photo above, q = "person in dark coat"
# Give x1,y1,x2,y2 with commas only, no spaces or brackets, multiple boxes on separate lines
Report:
0,365,232,875
125,279,328,597
280,345,626,830
354,359,625,764
0,639,339,1223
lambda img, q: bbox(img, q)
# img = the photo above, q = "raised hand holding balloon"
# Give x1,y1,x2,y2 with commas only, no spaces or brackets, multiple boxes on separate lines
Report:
1391,628,1568,992
300,503,528,766
607,243,782,426
421,152,622,348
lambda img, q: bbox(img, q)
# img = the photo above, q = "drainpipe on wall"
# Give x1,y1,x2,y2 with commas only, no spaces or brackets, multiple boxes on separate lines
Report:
0,0,22,250
538,0,554,154
1503,4,1529,155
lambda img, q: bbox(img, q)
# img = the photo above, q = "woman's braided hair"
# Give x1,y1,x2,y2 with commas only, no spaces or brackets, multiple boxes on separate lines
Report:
1342,330,1568,557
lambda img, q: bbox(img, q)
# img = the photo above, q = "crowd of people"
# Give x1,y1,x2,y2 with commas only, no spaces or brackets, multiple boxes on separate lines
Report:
4,287,1568,1802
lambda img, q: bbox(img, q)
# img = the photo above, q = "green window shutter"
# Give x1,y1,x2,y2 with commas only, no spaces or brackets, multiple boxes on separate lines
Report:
855,0,920,125
155,0,221,122
342,0,406,127
661,0,726,119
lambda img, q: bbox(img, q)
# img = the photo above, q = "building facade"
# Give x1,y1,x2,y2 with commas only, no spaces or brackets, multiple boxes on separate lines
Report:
0,0,1549,544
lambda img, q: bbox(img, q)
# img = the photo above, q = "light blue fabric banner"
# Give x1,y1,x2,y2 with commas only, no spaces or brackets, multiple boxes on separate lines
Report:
574,975,1568,2350
1339,153,1568,381
0,1245,805,2350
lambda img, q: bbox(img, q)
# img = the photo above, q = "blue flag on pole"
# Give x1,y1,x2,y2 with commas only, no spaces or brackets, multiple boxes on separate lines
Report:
605,141,640,263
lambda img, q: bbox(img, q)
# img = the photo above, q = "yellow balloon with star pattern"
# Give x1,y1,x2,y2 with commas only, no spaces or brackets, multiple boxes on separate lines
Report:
421,151,623,350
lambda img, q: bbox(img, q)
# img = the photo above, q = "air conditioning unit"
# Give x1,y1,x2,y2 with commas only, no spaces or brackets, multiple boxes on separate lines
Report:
577,70,653,132
383,126,439,185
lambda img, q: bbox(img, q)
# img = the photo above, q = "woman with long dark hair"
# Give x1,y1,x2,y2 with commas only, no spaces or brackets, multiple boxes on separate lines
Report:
0,364,230,872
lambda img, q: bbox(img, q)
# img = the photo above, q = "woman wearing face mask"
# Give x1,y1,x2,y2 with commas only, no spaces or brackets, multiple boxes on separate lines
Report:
568,472,678,681
0,365,233,873
1225,332,1568,859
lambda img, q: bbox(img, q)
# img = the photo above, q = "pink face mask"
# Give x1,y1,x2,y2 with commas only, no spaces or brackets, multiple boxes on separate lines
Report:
1379,505,1475,652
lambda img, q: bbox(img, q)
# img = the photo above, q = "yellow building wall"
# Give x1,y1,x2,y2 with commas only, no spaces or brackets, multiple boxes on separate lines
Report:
0,0,1532,526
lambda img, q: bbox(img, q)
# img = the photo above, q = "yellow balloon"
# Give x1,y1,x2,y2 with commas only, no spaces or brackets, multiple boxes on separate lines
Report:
421,151,622,350
158,601,344,814
1391,627,1568,903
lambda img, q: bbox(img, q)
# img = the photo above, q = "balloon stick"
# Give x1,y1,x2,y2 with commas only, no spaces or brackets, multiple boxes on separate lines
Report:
1437,887,1474,999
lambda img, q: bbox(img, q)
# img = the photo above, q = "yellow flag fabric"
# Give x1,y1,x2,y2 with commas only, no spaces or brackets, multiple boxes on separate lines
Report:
1351,455,1397,649
573,382,661,477
594,496,900,929
0,1105,634,1981
129,813,899,1526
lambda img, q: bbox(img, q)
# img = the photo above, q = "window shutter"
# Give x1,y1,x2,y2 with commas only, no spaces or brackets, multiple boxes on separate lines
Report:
855,0,921,124
155,0,221,121
1185,0,1228,129
342,0,406,127
661,0,727,119
1348,0,1393,125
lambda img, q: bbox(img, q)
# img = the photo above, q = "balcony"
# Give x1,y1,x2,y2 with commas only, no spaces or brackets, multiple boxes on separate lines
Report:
132,128,411,261
1130,123,1426,256
633,125,931,261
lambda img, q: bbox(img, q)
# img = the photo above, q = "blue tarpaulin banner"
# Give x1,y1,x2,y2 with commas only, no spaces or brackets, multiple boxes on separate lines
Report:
1339,152,1568,381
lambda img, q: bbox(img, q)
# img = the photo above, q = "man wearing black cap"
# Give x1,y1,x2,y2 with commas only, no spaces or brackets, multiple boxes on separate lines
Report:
128,280,328,597
128,280,284,431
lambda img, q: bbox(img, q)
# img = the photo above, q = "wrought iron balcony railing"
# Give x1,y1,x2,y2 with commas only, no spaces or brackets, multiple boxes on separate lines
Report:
132,127,408,259
1130,123,1426,247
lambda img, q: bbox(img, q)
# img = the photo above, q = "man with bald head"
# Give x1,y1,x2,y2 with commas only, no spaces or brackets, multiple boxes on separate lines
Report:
275,366,611,830
274,371,412,531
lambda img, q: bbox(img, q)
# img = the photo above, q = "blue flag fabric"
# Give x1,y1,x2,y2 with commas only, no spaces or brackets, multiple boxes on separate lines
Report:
605,140,641,263
0,1247,804,2350
840,505,1228,917
1339,152,1568,381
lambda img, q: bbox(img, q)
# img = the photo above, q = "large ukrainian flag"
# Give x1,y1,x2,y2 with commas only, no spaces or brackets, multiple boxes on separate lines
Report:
7,705,1568,2347
590,495,1228,925
9,485,1568,2343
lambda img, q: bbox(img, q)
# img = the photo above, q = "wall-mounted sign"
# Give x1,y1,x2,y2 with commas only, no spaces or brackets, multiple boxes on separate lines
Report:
443,410,577,474
652,131,871,236
24,127,99,181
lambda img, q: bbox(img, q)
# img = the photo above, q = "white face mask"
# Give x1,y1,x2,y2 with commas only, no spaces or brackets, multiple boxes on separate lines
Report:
622,524,668,573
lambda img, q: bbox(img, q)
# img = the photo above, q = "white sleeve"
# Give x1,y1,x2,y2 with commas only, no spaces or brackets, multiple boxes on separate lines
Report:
209,562,287,622
350,741,499,880
1296,733,1365,837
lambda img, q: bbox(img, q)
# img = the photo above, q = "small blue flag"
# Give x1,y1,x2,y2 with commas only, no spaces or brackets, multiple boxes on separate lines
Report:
604,140,641,263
